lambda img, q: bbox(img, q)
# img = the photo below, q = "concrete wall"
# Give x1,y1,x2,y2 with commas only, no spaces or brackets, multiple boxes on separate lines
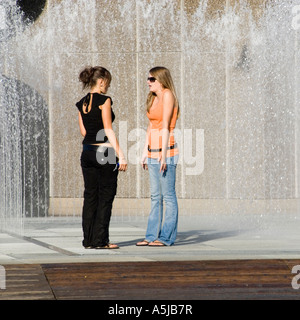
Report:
3,0,299,217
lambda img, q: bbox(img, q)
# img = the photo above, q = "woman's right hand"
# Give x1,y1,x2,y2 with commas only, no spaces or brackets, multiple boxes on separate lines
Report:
141,153,148,170
119,157,128,171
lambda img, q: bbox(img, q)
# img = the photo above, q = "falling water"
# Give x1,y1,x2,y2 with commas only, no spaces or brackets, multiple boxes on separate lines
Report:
0,0,49,234
0,0,299,233
183,1,299,201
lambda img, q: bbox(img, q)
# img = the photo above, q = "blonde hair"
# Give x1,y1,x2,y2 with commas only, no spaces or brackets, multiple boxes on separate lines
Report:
146,66,179,117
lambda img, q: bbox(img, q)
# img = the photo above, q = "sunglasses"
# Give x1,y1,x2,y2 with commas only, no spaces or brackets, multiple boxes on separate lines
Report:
147,77,156,83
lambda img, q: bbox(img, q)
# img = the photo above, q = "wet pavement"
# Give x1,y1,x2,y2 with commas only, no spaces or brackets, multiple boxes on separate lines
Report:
1,214,300,301
1,214,299,264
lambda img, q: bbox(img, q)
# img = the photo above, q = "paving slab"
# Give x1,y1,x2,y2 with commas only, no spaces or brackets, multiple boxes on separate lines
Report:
0,214,299,264
0,214,300,301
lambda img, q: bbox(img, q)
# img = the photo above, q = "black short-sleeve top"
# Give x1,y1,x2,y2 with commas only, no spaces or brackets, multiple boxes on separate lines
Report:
76,93,115,144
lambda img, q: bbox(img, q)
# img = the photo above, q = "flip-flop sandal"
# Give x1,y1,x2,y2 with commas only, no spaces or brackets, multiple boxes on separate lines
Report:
136,240,150,246
149,241,166,247
95,243,119,249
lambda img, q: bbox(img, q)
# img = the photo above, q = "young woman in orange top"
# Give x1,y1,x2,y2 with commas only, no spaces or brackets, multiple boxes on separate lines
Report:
137,66,179,246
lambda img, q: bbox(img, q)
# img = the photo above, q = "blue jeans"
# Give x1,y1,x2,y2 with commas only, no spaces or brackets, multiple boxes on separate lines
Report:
145,155,179,246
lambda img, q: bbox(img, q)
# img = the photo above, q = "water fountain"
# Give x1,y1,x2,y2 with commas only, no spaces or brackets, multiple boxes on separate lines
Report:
0,0,48,233
0,0,299,234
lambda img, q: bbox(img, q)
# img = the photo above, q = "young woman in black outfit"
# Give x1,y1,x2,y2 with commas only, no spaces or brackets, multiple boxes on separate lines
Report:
76,66,127,249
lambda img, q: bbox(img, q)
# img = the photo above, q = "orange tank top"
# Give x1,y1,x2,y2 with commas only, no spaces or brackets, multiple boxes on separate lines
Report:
147,97,179,159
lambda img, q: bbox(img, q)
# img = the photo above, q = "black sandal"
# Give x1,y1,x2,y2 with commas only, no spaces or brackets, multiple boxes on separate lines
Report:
136,240,150,246
149,240,166,247
95,243,119,249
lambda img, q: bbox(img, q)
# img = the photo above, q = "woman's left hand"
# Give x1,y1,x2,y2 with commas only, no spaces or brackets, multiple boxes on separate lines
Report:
159,156,167,172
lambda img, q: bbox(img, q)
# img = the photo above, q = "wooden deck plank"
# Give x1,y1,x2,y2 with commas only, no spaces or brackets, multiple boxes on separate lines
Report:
1,260,299,300
0,265,54,300
41,259,300,300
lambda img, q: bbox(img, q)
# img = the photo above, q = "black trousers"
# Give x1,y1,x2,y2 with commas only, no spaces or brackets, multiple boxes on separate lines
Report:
80,146,118,247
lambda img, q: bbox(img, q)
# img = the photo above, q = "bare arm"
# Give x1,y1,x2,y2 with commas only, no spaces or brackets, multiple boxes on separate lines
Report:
160,89,175,171
101,98,127,171
141,121,151,170
78,112,86,137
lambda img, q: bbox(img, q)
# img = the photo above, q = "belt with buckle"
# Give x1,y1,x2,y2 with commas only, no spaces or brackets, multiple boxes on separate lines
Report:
148,143,177,153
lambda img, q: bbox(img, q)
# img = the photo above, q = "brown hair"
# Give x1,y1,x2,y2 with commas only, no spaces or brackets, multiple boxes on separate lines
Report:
79,66,112,90
146,66,179,117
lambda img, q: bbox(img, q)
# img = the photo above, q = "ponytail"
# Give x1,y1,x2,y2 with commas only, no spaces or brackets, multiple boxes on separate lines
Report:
79,66,112,90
